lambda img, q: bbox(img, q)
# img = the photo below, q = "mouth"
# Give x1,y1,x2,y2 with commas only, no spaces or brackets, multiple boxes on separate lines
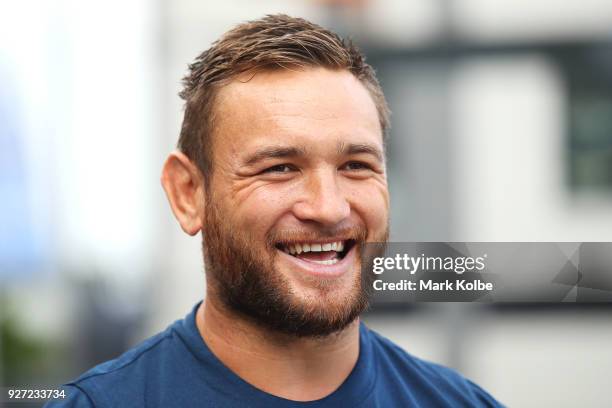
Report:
275,239,356,265
274,239,358,279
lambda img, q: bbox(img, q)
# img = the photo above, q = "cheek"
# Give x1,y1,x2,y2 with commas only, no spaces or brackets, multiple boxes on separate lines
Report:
226,183,295,235
347,182,389,229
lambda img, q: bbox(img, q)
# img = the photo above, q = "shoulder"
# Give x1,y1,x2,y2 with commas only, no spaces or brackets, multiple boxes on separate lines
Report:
364,325,504,407
78,327,174,378
366,327,457,379
62,322,183,407
43,385,95,408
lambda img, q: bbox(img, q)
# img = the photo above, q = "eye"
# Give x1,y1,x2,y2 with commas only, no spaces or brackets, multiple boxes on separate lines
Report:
341,161,372,171
261,164,296,174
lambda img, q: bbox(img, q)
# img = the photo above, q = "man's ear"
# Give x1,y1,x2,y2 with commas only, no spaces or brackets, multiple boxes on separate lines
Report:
161,151,206,236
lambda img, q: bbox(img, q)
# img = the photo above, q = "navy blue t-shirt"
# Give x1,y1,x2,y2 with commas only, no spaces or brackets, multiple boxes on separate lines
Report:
46,303,503,407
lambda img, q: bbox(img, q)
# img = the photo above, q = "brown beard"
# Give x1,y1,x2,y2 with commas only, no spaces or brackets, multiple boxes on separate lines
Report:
202,195,388,338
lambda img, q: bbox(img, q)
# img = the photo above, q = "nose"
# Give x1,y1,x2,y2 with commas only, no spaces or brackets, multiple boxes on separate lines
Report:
292,169,351,226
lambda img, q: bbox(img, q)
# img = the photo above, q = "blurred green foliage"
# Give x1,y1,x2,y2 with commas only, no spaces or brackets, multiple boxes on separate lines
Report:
0,297,59,385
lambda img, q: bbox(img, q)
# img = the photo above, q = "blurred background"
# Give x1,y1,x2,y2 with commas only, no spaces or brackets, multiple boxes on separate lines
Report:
1,0,612,406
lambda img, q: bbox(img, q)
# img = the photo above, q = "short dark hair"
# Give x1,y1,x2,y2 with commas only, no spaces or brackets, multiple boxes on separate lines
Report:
178,14,390,180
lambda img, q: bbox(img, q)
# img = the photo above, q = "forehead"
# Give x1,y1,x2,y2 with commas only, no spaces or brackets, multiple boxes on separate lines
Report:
212,68,382,154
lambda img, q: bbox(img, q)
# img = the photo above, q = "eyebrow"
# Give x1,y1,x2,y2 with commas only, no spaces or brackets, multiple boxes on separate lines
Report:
243,145,307,166
338,142,384,163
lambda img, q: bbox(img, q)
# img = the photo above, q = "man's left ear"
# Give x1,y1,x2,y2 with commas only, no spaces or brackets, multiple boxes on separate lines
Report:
160,151,205,236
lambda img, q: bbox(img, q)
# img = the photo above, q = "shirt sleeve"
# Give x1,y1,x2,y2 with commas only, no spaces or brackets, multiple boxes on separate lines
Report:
43,385,96,408
467,379,506,407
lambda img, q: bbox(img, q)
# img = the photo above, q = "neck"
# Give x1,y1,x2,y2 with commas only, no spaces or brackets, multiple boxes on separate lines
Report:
196,295,360,402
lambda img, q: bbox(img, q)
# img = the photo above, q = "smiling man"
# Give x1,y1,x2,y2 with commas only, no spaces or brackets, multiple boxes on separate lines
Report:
47,14,502,407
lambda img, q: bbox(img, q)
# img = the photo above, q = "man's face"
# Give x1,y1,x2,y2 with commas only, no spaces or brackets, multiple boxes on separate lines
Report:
202,67,389,337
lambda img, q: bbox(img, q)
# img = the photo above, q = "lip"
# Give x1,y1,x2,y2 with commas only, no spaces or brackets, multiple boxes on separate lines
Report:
281,238,350,245
276,242,358,279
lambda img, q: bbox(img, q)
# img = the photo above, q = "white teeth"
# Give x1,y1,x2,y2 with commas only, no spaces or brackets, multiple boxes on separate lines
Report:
283,241,347,254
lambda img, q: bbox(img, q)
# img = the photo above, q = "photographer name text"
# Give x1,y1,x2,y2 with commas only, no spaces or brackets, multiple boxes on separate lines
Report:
373,279,493,292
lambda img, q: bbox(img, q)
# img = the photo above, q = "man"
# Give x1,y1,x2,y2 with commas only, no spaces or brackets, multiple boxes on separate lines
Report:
48,14,502,407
